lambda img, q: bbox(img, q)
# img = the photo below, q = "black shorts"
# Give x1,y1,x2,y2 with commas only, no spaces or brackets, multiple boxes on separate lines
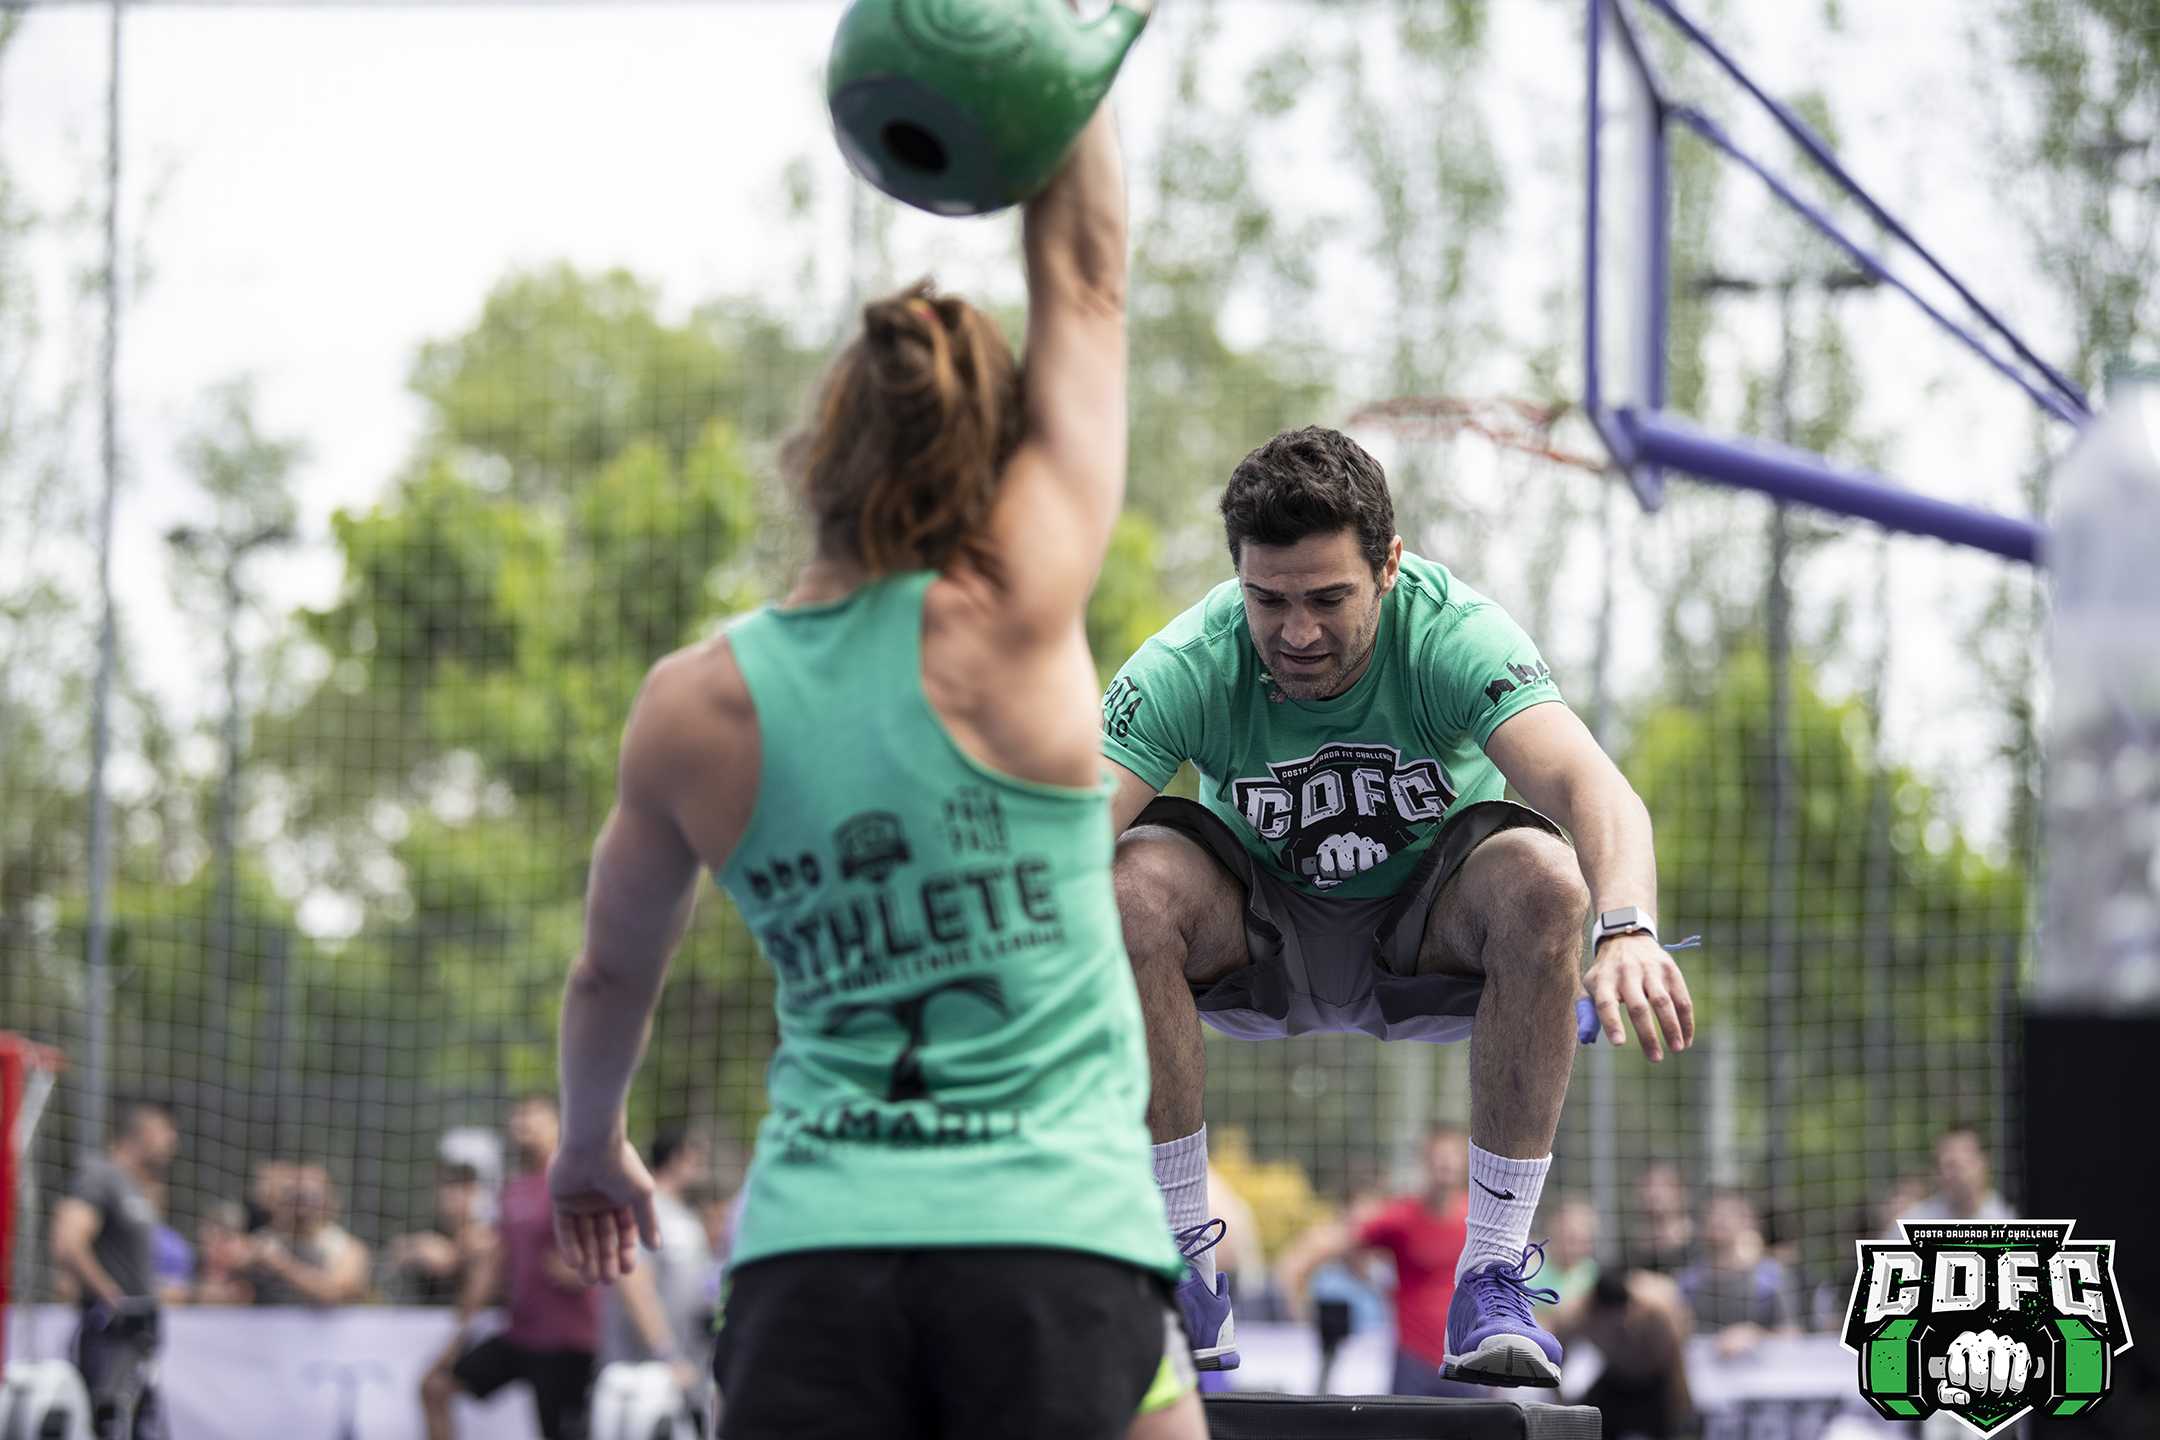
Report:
1581,1366,1683,1439
452,1335,597,1440
1129,795,1565,1042
72,1304,165,1440
714,1248,1179,1440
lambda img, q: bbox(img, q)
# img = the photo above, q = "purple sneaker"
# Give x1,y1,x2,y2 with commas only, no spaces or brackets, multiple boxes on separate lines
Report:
1443,1242,1564,1387
1172,1219,1239,1371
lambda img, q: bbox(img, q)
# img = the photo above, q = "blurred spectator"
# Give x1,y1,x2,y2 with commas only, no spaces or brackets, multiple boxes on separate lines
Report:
437,1126,506,1213
1880,1174,1929,1231
1275,1125,1482,1398
1812,1175,1940,1328
1545,1268,1695,1439
1287,1165,1391,1355
1811,1197,1896,1332
684,1181,728,1265
248,1162,372,1307
422,1095,597,1440
146,1180,195,1307
193,1202,255,1306
1909,1125,2014,1221
1675,1188,1797,1359
601,1128,717,1408
151,1226,194,1306
1537,1194,1600,1310
386,1162,491,1305
1299,1158,1394,1340
1627,1161,1696,1275
49,1099,181,1437
246,1159,298,1235
1762,1203,1803,1273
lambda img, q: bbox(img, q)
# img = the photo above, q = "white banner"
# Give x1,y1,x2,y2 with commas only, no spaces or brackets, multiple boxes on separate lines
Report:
9,1306,1892,1440
11,1306,547,1439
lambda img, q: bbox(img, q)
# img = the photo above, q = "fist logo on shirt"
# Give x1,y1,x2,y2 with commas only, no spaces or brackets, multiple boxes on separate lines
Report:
1307,832,1390,884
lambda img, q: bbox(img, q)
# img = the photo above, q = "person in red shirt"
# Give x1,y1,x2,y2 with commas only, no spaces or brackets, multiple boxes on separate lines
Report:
421,1096,600,1440
1277,1125,1486,1396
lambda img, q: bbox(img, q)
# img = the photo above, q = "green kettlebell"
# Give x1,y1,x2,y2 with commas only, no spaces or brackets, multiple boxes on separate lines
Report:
827,0,1154,217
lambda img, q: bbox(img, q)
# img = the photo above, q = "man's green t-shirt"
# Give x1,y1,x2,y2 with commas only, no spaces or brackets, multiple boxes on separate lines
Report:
1101,552,1562,900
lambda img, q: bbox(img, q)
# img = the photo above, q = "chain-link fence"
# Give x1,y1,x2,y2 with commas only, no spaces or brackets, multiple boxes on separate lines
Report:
1,0,2072,1346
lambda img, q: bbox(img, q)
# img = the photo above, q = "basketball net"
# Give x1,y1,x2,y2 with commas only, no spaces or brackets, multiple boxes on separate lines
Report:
1346,395,1607,473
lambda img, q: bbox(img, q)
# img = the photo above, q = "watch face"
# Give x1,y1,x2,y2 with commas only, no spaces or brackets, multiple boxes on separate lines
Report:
1594,908,1653,942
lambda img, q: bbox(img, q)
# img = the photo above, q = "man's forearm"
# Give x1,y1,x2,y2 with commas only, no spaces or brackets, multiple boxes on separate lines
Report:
266,1253,359,1307
454,1237,499,1326
58,1247,124,1307
1556,772,1659,922
1274,1222,1355,1317
617,1265,678,1360
558,957,663,1153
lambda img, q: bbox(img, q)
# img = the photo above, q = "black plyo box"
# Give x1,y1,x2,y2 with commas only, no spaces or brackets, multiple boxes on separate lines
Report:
1203,1393,1602,1440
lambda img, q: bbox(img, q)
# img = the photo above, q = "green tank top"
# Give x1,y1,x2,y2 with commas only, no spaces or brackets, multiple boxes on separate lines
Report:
717,571,1182,1281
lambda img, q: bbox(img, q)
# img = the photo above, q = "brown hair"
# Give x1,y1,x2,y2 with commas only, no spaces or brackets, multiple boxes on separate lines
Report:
787,279,1023,576
1220,425,1396,576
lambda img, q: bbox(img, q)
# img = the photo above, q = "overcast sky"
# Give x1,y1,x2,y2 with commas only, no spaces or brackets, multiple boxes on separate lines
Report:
6,0,2076,848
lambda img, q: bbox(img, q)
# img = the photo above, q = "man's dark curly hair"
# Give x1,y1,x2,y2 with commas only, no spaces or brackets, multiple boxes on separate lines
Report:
1219,426,1396,576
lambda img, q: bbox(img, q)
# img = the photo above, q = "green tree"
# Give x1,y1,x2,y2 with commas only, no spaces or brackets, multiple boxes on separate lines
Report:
1622,652,2023,1263
1996,0,2160,391
1337,2,1506,401
1122,3,1331,550
408,265,822,506
262,269,808,1190
0,11,104,1059
1979,0,2160,869
1087,512,1177,680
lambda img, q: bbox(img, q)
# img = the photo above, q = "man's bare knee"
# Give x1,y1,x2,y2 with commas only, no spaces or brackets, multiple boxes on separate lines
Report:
1483,829,1590,954
1114,826,1194,903
1114,827,1237,927
1113,827,1245,985
1426,828,1590,976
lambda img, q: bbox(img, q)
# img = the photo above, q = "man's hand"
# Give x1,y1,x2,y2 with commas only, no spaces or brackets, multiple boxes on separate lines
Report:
248,1234,290,1273
549,1137,659,1286
1713,1320,1765,1360
1582,931,1693,1061
391,1232,461,1275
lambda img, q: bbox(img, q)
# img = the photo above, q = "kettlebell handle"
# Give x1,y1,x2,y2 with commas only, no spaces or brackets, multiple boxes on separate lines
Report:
1079,0,1153,21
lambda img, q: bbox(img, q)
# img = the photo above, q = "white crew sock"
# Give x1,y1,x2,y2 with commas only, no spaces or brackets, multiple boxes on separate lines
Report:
1153,1126,1214,1285
1458,1143,1552,1280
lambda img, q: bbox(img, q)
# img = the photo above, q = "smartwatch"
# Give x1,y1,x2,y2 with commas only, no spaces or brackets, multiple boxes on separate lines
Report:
1591,905,1658,950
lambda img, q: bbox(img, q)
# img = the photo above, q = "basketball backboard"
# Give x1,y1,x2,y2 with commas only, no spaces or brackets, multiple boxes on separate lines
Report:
1581,0,2086,566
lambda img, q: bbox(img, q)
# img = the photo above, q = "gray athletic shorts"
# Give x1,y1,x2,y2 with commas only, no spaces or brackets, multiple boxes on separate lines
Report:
1126,796,1566,1044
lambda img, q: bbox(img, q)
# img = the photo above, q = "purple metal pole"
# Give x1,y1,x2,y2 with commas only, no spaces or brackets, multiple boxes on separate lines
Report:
1638,59,1670,512
1617,409,2045,565
1585,0,1605,425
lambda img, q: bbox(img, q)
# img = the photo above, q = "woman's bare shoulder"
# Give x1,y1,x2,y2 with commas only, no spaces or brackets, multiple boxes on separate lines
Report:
626,633,759,779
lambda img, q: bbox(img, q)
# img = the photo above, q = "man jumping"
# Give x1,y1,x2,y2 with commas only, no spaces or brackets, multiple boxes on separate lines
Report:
1101,425,1694,1385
